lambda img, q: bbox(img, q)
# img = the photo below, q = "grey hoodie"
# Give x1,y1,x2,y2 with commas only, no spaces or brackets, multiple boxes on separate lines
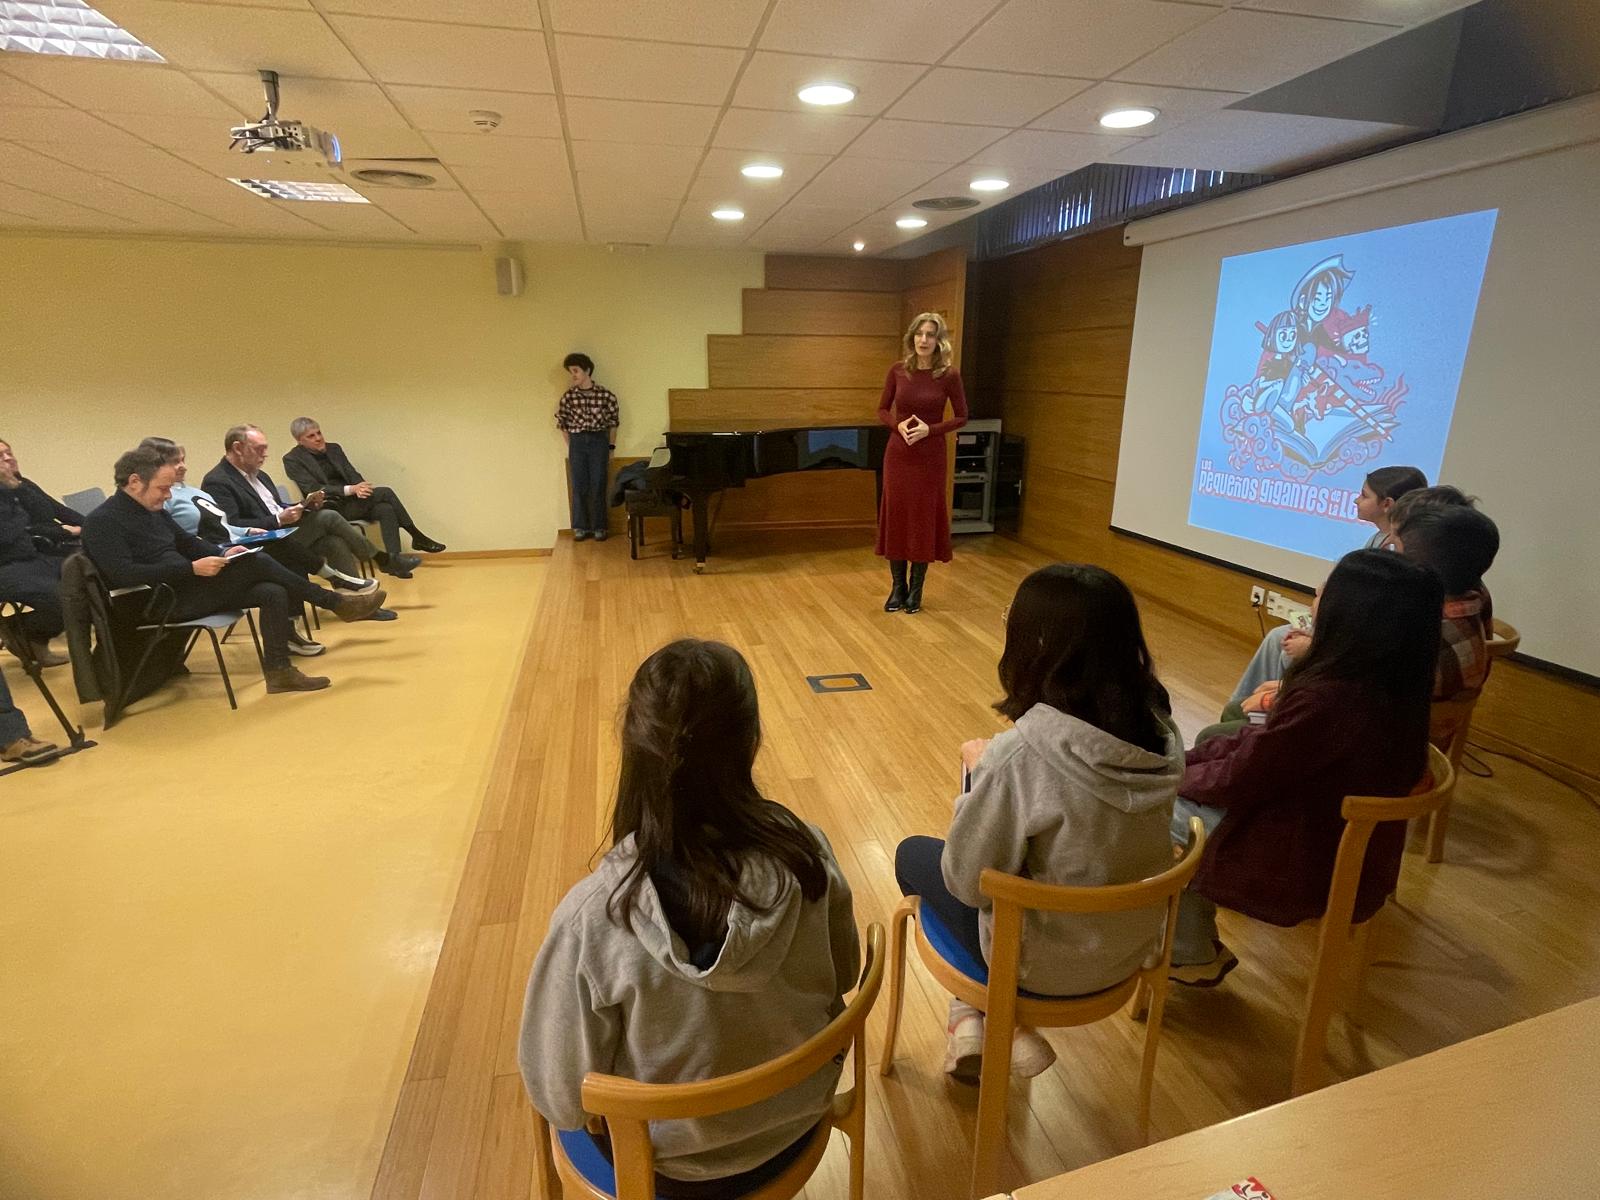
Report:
518,823,859,1182
942,703,1183,997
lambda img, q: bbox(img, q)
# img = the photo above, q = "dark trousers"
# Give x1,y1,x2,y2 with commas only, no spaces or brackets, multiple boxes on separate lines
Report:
0,669,30,746
894,835,985,965
264,536,323,577
343,488,415,559
568,431,610,534
169,554,336,669
0,557,64,639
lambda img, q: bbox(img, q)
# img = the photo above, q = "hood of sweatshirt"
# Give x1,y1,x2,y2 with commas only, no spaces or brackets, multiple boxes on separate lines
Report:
1011,703,1184,815
610,838,806,995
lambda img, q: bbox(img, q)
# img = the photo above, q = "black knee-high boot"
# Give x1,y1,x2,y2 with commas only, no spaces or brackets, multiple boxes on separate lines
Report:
884,560,909,612
905,562,928,613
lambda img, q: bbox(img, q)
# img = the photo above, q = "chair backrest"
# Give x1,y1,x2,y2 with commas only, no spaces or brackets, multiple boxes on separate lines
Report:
578,923,885,1200
1429,694,1479,768
1488,618,1521,659
62,486,107,515
276,483,292,504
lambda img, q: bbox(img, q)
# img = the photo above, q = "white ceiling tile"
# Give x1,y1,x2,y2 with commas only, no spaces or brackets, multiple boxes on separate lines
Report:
0,72,67,107
0,107,125,143
564,98,717,147
321,0,539,26
666,225,755,248
578,171,687,207
387,86,560,136
974,128,1139,172
285,198,412,234
730,52,926,117
472,183,580,235
572,140,702,189
555,34,741,105
1114,9,1395,93
684,146,832,205
713,107,871,155
366,187,501,238
950,0,1219,78
150,0,313,7
99,111,240,158
1233,0,1473,23
327,15,550,90
1113,110,1415,173
789,156,945,209
904,160,1060,200
1031,81,1246,135
761,0,998,63
0,180,134,226
425,130,563,167
195,73,412,132
549,0,765,47
843,118,1007,164
0,58,236,115
886,68,1091,128
752,204,857,240
445,141,570,188
95,1,372,77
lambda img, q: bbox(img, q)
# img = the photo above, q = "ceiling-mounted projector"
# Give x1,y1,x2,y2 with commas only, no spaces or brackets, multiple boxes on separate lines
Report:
229,69,340,166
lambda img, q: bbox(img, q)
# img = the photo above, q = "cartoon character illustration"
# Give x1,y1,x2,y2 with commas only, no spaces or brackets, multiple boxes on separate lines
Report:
1220,255,1406,480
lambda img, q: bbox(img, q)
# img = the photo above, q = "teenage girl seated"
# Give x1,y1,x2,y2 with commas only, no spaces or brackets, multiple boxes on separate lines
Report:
519,639,860,1197
895,564,1184,1082
1169,550,1442,986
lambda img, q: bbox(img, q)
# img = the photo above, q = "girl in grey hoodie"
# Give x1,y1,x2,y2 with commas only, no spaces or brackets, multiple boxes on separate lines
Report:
519,639,860,1195
895,564,1183,1083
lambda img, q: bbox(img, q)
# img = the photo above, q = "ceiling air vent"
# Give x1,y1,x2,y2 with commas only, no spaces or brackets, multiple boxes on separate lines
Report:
349,167,437,188
912,195,980,211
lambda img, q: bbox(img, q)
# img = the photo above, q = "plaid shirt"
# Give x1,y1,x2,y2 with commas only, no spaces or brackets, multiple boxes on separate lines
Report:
1435,589,1491,701
555,384,620,435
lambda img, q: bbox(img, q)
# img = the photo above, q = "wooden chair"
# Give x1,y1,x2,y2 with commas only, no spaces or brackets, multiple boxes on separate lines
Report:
1420,696,1479,863
1488,618,1520,659
1292,743,1454,1096
534,923,885,1200
880,818,1208,1200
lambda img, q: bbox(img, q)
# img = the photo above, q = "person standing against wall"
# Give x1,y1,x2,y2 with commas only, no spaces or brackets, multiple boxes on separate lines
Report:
556,353,620,543
876,312,968,613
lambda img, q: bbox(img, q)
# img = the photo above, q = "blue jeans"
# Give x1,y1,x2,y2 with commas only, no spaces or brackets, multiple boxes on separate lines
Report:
1230,624,1292,705
568,431,610,534
1171,797,1228,965
1,669,32,747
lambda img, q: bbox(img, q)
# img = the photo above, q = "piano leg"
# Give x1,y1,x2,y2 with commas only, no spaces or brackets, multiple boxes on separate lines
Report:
690,490,711,572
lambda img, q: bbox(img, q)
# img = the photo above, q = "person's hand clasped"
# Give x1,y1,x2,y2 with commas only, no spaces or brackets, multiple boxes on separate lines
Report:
899,415,930,446
352,482,374,500
192,556,228,577
1282,629,1311,660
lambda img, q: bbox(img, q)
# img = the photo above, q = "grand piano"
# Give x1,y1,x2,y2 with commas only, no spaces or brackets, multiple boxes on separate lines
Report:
663,423,889,570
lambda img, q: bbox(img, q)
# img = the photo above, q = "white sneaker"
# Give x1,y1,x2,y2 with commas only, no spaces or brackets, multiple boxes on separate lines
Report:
943,1001,985,1085
1010,1026,1056,1078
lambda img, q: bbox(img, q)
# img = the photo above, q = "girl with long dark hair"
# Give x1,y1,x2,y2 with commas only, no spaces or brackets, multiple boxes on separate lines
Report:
895,564,1184,1083
1169,549,1442,986
518,639,859,1196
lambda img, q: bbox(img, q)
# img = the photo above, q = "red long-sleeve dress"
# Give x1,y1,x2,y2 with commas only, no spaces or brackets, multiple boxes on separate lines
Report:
875,363,969,563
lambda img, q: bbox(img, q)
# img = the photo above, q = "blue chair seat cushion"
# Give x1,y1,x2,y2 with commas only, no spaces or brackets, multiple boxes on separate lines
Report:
917,899,1072,1001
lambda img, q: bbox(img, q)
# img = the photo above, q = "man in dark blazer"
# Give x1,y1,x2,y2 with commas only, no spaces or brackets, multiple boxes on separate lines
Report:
0,451,67,666
283,417,444,579
0,439,84,555
202,424,377,579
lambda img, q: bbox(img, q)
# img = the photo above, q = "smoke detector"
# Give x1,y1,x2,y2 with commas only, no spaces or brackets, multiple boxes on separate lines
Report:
468,109,503,131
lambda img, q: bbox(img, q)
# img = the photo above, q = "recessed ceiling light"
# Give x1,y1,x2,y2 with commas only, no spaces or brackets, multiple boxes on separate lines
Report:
0,0,164,61
852,240,865,252
970,177,1010,192
797,82,856,107
711,207,745,221
740,163,784,180
1100,107,1158,130
229,179,370,203
895,216,928,230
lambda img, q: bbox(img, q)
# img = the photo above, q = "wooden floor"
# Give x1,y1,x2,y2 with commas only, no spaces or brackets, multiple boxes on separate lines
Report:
371,528,1600,1200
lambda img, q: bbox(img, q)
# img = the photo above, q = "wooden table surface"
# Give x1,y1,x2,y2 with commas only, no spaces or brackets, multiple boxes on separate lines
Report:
1011,995,1600,1200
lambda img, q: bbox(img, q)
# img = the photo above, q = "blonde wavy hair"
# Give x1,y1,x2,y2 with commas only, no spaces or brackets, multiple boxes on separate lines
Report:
901,311,953,377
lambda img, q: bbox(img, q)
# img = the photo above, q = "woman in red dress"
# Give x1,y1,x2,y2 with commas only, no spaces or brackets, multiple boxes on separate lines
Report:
877,311,968,613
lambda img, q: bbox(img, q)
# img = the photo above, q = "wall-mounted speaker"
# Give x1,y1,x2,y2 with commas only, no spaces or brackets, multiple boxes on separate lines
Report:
495,255,524,297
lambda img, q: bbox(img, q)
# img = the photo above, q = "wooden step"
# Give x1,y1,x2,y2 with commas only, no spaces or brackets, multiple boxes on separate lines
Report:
707,334,900,389
742,288,903,336
669,387,882,430
764,255,905,292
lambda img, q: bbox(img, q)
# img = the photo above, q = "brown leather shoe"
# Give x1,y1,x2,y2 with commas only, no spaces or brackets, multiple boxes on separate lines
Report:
264,665,332,693
332,587,388,622
1,735,62,764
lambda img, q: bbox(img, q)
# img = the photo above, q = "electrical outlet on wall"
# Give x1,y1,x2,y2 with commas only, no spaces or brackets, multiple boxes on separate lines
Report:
1265,590,1313,629
1250,586,1265,607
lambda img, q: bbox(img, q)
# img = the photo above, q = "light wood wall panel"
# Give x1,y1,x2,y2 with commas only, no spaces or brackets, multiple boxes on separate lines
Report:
707,334,899,388
669,387,882,429
742,289,902,336
984,227,1600,785
712,469,878,529
764,255,904,291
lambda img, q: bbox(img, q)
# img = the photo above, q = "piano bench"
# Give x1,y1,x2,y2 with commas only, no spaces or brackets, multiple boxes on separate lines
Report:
624,493,685,561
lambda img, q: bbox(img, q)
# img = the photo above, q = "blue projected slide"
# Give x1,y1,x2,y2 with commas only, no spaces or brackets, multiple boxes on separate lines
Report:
1188,210,1497,562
